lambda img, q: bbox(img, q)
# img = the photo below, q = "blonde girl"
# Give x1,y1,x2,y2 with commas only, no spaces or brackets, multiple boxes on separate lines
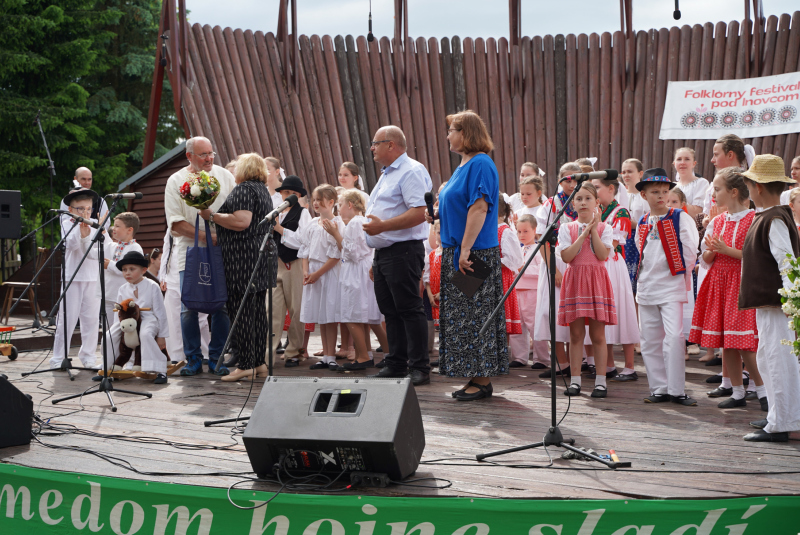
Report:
324,190,389,370
556,183,617,398
283,184,344,370
780,156,800,206
509,162,544,212
673,147,708,218
690,168,764,409
264,156,285,209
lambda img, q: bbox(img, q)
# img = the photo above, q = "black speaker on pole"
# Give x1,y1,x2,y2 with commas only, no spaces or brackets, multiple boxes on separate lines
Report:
243,377,425,481
0,191,22,240
0,375,33,448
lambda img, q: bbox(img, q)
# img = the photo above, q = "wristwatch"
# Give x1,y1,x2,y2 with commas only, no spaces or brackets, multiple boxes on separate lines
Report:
209,212,215,223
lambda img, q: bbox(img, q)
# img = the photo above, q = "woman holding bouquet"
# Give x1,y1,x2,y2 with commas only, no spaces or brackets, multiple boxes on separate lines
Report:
200,153,273,381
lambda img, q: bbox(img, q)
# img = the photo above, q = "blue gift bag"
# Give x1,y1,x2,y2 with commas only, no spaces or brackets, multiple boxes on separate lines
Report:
181,215,227,313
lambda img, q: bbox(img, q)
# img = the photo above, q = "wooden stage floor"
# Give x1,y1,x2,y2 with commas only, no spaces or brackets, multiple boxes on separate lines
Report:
2,339,800,500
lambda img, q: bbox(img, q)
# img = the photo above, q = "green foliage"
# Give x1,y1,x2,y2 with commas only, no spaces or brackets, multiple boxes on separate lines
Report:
0,0,180,246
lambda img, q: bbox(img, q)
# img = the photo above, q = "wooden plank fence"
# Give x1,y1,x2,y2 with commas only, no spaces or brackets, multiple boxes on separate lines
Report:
176,12,800,196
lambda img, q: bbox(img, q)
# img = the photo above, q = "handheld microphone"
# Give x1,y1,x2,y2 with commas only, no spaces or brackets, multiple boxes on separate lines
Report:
559,169,619,183
52,209,101,230
261,194,298,223
106,192,143,200
673,0,681,20
424,191,437,220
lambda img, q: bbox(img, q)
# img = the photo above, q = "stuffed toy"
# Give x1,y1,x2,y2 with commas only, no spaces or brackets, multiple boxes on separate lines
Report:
114,298,142,372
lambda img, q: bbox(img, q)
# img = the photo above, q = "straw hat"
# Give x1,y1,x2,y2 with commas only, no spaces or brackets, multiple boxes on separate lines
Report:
742,154,795,184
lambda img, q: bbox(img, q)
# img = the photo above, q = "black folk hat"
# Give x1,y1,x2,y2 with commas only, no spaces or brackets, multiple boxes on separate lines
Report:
635,167,676,191
116,251,149,271
274,175,308,197
63,187,99,207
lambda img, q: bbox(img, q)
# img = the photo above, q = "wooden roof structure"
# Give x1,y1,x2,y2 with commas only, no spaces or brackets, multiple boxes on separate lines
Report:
138,2,800,200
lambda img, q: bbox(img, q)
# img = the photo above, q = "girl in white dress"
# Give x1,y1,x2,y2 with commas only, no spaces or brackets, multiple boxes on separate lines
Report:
324,190,389,370
282,184,344,370
673,147,709,219
533,163,581,378
509,162,544,212
338,161,371,206
593,177,640,380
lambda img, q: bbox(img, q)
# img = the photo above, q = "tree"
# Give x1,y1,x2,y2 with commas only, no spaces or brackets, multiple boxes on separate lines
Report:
0,0,178,251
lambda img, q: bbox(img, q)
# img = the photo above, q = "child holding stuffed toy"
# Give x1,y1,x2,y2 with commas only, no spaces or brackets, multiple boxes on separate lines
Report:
103,251,170,383
103,212,143,326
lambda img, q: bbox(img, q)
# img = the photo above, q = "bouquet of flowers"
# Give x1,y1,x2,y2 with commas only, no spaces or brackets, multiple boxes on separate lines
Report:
779,253,800,356
179,170,220,210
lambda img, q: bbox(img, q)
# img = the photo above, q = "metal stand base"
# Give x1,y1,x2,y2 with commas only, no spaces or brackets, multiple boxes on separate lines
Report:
476,426,631,469
52,377,152,412
21,357,94,382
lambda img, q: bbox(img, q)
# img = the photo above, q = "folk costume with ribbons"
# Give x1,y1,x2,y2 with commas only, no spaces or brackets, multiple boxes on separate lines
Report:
634,169,699,403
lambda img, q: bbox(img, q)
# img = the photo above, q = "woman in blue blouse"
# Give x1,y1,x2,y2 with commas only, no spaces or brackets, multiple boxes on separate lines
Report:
435,110,509,401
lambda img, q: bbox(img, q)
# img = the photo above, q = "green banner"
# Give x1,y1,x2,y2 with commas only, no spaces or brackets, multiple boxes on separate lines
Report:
1,463,798,534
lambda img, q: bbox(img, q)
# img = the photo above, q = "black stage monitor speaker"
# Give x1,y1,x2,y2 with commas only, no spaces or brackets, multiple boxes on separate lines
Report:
0,375,33,448
0,190,22,240
243,377,425,481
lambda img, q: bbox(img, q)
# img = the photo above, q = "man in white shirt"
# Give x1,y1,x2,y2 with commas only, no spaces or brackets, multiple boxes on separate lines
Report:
163,136,235,376
364,126,433,386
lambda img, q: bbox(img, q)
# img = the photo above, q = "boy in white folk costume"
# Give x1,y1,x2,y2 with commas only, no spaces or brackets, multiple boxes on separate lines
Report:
739,155,800,442
51,188,102,370
102,212,143,326
103,252,170,383
634,168,700,406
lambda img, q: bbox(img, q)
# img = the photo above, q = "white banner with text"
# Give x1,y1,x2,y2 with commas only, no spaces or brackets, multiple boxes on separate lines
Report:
660,72,800,140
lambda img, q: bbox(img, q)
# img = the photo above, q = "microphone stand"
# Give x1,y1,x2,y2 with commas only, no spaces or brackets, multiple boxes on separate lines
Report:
34,111,58,319
475,178,631,470
19,218,87,380
203,214,279,427
51,197,152,411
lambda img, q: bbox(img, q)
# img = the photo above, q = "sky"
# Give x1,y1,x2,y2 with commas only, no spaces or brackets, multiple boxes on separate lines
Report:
184,0,799,41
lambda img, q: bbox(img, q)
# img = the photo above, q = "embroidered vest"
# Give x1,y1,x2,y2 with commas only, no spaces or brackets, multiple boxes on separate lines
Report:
600,202,631,261
636,208,687,276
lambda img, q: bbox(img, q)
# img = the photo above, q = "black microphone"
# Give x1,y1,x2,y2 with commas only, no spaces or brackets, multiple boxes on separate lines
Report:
559,169,619,183
52,209,101,230
424,191,437,220
367,7,374,42
106,192,143,200
673,0,681,20
261,194,298,223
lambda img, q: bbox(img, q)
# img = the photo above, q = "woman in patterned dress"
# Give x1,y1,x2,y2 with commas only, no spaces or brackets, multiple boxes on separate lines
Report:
200,153,273,382
434,110,509,401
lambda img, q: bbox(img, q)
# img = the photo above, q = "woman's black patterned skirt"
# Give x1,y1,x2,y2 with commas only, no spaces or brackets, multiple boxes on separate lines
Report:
438,246,509,378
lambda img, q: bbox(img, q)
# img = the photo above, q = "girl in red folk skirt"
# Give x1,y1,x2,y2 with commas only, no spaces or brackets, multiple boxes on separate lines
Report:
498,195,524,337
424,221,443,323
689,167,765,410
556,184,618,398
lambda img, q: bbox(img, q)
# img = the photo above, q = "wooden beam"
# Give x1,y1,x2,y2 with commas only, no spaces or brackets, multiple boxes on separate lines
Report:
142,0,168,168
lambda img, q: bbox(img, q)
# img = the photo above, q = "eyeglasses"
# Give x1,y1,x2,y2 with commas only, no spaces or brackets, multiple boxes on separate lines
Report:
194,151,216,159
370,140,391,147
151,248,160,256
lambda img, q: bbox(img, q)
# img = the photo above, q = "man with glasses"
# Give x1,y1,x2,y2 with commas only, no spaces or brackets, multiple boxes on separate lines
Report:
58,167,111,230
364,126,433,386
164,136,235,376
